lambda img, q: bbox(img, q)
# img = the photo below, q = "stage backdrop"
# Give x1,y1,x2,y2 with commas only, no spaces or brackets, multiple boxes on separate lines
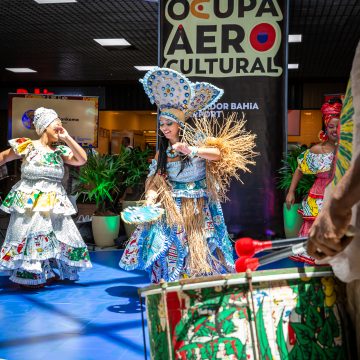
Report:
160,0,288,237
8,94,99,147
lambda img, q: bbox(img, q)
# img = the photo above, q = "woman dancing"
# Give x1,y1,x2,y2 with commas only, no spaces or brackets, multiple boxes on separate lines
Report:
0,107,92,287
119,68,256,283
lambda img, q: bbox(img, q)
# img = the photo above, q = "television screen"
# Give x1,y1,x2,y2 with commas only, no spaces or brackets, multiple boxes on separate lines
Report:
8,93,98,147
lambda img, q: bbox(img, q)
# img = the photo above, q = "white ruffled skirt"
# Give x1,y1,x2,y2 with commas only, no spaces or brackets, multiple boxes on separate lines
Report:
0,178,92,285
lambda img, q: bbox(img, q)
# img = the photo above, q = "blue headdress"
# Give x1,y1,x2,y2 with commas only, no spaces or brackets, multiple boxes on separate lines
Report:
140,67,223,125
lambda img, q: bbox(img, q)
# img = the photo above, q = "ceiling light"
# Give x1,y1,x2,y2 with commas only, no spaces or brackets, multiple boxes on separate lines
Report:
151,112,157,115
5,68,37,73
34,0,77,3
288,64,299,70
288,34,302,43
94,39,131,46
134,66,157,71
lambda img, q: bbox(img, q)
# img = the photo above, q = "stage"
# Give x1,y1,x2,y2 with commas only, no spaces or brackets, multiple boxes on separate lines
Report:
0,250,150,360
0,250,302,360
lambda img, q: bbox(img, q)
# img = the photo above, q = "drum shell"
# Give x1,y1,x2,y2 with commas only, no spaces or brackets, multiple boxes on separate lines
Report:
141,268,353,359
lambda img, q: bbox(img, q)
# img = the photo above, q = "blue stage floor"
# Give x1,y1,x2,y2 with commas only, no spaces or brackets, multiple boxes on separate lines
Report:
0,250,150,360
0,249,302,360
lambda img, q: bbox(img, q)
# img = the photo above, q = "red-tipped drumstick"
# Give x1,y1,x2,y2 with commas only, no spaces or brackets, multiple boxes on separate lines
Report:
235,236,307,257
235,226,356,273
235,242,307,273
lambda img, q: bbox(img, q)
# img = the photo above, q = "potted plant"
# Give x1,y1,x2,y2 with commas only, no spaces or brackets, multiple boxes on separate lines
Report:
73,151,128,247
114,147,151,237
277,145,316,238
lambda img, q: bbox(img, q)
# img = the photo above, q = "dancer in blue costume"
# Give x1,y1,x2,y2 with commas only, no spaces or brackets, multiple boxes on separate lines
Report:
119,68,256,283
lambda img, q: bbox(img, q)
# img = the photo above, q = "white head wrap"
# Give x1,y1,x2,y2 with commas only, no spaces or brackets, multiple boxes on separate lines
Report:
33,107,59,135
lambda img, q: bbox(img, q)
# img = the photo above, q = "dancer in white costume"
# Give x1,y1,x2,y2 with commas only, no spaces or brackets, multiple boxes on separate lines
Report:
0,107,92,287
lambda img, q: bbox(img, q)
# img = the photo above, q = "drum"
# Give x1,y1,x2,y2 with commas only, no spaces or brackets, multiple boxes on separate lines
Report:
140,267,352,359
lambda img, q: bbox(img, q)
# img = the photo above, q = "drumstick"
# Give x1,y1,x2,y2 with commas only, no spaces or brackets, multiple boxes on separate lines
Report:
235,236,307,257
235,242,307,272
235,226,356,273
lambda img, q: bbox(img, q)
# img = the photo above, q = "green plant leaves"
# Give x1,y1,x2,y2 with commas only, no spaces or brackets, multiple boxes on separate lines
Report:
277,145,316,199
72,148,150,213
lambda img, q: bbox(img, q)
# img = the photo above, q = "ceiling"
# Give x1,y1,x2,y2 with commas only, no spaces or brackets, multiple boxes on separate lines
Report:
1,0,360,83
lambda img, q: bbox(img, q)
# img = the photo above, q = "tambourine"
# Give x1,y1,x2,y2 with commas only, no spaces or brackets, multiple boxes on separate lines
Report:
121,204,164,225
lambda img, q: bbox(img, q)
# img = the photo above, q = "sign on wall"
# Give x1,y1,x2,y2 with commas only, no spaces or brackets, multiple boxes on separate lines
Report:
8,94,98,147
160,0,288,237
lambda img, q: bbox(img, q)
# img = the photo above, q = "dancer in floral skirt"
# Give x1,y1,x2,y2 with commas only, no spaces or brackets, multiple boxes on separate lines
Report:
0,107,92,287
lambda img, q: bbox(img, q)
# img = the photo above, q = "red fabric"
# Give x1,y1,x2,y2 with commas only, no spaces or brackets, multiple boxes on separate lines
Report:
320,102,342,126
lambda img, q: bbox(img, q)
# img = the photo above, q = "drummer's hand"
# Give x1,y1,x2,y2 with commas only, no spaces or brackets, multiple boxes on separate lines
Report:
307,203,352,259
285,191,295,209
172,142,191,155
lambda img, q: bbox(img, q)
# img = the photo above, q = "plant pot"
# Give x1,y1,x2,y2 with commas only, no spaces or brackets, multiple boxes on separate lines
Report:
122,200,145,238
283,203,303,238
92,215,120,247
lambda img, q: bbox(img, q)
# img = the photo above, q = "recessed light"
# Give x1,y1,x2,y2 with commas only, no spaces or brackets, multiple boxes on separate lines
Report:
94,39,131,47
288,64,299,70
134,66,157,71
5,68,37,73
34,0,77,3
288,34,302,43
151,112,157,115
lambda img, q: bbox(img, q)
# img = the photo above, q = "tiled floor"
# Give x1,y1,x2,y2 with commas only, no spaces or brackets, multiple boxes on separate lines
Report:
0,250,150,360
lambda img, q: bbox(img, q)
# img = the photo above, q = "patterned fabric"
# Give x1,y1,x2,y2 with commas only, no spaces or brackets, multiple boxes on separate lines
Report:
291,150,335,265
333,80,354,185
119,158,234,283
145,272,348,360
297,150,334,219
140,67,223,119
297,149,333,175
33,107,58,135
0,138,91,285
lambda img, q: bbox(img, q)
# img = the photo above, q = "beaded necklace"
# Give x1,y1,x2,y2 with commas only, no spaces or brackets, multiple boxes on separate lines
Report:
166,145,179,158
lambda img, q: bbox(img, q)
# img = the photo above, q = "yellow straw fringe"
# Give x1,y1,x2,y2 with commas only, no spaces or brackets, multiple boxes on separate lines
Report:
181,112,258,202
145,177,217,277
181,197,213,276
145,174,183,227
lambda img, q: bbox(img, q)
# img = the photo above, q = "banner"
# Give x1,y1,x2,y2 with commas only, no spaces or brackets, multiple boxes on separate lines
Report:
8,94,98,147
160,0,288,237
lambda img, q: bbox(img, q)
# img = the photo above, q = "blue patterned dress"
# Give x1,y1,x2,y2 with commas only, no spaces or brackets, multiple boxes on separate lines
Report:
119,157,234,283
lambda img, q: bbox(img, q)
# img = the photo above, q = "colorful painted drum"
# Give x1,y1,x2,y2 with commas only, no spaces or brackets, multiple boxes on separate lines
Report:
140,267,352,359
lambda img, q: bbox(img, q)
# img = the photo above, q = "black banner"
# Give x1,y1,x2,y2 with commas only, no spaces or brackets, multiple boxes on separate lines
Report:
160,0,288,238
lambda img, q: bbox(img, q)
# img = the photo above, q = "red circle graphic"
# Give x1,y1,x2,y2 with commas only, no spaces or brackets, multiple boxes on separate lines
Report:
249,23,277,52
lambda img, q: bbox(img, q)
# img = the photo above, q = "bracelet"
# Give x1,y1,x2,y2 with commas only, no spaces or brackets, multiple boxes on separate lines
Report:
188,146,199,159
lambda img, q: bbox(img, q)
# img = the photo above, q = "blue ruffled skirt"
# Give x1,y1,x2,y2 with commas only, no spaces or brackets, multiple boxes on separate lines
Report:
119,179,234,283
